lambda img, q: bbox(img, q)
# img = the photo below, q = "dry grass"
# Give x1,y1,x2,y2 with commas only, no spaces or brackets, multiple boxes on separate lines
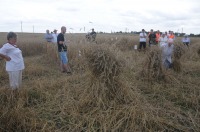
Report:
140,46,165,82
0,32,200,131
197,47,200,57
172,44,185,72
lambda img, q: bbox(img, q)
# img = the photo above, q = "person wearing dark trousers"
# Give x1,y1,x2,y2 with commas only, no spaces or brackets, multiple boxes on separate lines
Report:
139,29,147,52
148,29,156,46
182,35,190,47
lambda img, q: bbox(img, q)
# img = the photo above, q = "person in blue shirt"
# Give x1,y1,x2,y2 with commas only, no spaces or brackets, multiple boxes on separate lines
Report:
44,29,53,42
182,35,190,47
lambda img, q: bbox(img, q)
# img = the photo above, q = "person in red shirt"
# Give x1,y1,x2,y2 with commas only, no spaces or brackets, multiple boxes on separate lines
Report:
155,30,161,45
168,31,175,39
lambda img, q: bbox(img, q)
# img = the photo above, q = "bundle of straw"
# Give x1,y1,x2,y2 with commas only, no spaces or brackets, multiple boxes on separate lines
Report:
197,48,200,56
172,45,184,72
85,47,132,107
141,47,165,82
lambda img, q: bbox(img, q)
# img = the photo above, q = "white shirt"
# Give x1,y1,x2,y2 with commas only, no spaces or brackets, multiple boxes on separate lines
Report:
182,37,190,43
52,33,58,43
161,43,174,63
0,43,25,71
167,33,170,38
159,36,168,47
139,32,147,42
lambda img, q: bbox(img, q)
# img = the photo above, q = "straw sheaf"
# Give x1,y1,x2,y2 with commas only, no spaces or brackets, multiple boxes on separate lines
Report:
85,47,130,107
172,45,184,72
142,47,165,81
115,37,133,51
198,48,200,56
172,59,181,72
173,45,185,59
86,48,122,82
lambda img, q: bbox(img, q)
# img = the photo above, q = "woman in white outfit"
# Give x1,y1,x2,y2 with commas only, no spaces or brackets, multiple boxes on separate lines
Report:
161,38,174,69
159,32,168,47
0,32,25,89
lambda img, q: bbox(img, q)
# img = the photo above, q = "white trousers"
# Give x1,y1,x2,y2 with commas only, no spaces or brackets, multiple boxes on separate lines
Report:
7,70,22,89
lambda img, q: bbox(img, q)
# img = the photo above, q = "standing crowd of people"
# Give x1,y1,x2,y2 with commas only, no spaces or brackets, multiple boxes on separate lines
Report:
44,26,72,74
139,29,190,69
0,26,97,89
44,29,58,44
139,29,177,50
0,26,73,89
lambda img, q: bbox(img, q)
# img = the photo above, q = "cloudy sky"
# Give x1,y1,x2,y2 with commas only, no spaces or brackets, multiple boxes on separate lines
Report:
0,0,200,34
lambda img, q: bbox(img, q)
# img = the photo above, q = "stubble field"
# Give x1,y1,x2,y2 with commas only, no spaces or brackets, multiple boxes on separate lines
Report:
0,32,200,131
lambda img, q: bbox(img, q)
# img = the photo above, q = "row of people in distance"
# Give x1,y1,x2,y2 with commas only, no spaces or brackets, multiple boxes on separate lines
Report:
44,29,58,43
139,29,190,50
44,28,97,43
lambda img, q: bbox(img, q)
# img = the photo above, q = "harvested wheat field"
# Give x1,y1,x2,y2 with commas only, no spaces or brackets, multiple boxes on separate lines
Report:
0,32,200,131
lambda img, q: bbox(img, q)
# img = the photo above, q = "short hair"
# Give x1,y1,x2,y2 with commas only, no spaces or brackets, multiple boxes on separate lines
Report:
7,32,17,40
61,26,66,30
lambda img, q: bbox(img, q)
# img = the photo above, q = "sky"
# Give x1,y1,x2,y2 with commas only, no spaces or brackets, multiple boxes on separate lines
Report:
0,0,200,34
